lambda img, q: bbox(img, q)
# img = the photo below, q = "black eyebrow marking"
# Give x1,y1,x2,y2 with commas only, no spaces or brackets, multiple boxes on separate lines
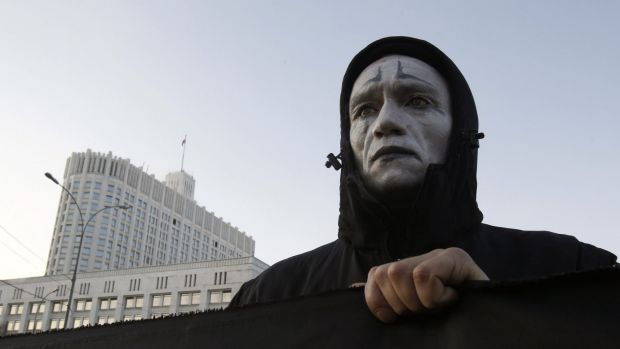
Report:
363,67,382,86
349,85,381,114
396,60,433,87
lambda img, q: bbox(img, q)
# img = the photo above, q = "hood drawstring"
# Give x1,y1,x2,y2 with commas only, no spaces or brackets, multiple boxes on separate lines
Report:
463,131,485,149
325,153,342,171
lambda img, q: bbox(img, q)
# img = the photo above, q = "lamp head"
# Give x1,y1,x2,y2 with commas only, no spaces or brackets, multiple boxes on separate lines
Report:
44,172,59,185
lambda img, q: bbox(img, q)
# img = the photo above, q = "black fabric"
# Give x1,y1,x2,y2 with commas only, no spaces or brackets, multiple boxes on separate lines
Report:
3,269,620,349
230,36,617,307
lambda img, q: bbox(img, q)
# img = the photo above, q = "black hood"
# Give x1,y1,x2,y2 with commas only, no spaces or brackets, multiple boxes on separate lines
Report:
336,36,484,259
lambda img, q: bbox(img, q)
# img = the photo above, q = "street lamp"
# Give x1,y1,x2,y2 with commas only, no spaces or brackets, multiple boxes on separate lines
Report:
31,288,59,333
45,172,131,329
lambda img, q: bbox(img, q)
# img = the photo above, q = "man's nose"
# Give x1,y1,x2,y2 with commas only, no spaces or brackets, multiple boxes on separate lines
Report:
372,102,406,138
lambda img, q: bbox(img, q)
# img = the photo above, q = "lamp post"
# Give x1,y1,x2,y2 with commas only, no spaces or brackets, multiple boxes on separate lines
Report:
31,288,58,333
45,172,131,329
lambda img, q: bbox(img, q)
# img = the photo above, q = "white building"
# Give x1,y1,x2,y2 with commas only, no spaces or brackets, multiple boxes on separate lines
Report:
46,150,256,275
0,257,268,334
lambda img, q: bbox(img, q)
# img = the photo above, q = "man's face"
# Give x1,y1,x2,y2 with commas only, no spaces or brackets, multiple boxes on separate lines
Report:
349,55,452,199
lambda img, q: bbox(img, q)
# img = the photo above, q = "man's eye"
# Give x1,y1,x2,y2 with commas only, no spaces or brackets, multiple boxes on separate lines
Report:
406,96,432,108
355,105,378,118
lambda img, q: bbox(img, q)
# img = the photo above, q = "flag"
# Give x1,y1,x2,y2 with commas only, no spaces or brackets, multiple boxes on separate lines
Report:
181,136,186,147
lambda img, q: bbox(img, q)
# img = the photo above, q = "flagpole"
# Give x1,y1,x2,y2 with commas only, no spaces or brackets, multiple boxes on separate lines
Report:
181,135,187,172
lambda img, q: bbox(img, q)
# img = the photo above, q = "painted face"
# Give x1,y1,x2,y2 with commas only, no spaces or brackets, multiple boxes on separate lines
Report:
348,55,452,199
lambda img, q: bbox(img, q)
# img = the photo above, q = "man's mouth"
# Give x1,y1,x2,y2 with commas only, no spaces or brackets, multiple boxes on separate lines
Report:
371,146,420,162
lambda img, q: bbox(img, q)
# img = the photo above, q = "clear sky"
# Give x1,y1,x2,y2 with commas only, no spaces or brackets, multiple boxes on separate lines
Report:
0,0,618,280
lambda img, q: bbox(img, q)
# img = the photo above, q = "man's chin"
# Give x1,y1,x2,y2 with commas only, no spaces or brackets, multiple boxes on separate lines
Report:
366,176,423,200
369,167,424,186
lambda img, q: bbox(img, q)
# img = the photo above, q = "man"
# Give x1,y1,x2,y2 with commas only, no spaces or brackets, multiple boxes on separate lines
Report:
229,37,616,322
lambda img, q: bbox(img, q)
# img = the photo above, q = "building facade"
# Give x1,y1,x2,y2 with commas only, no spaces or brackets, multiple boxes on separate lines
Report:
0,256,268,334
46,150,255,275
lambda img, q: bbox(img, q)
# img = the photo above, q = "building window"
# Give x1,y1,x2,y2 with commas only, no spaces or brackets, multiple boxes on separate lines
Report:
73,317,90,328
150,312,169,319
179,291,201,306
7,320,21,332
214,271,227,285
129,278,141,292
123,314,143,322
151,294,171,307
49,318,65,330
184,274,197,287
27,319,43,332
30,302,45,314
75,299,92,312
125,295,143,309
155,276,169,290
78,282,91,295
97,315,115,325
209,290,232,304
99,297,117,310
103,280,116,293
12,287,23,300
52,301,68,313
9,303,24,315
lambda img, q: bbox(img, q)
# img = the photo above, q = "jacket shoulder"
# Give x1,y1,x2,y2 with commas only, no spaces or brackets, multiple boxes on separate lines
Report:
472,224,616,280
229,240,346,307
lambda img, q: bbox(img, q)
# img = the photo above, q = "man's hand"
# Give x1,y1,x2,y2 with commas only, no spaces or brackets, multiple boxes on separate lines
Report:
364,247,488,323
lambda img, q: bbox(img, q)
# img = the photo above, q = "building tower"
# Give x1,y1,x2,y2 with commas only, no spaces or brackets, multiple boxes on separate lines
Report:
45,150,255,275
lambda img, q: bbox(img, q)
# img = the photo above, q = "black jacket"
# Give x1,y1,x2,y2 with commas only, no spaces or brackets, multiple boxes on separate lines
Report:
230,37,616,307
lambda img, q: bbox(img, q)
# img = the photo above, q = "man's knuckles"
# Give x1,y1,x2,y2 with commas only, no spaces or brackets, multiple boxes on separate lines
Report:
422,248,446,260
412,269,452,308
386,260,411,283
367,261,424,314
412,263,433,285
443,247,470,263
372,264,389,284
442,247,489,281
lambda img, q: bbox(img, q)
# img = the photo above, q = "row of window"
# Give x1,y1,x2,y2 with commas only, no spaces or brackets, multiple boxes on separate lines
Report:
4,293,231,333
52,231,238,272
7,311,169,333
2,290,231,317
65,181,248,247
67,178,250,252
46,267,229,298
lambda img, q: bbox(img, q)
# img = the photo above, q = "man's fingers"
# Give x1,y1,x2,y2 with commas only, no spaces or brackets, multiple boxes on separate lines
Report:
365,267,398,323
386,261,424,312
431,247,489,283
413,248,488,309
374,265,410,316
412,262,458,308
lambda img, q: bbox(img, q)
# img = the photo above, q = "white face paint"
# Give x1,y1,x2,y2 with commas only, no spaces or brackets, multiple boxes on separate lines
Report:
349,55,452,199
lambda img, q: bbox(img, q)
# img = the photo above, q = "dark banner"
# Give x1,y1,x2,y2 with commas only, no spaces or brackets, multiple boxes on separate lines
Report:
2,268,619,348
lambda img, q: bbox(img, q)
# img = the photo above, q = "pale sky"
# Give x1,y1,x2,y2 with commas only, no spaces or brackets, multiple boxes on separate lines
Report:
0,0,618,280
